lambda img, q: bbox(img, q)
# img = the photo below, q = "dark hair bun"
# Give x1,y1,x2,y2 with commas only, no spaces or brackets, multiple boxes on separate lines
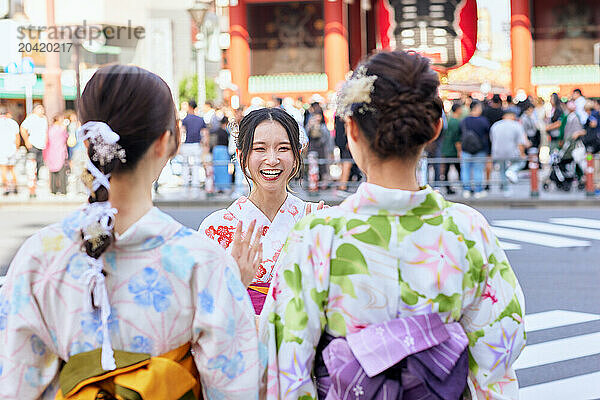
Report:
351,51,442,159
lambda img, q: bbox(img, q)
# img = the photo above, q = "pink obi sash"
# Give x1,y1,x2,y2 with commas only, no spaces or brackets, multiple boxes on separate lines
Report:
247,282,270,314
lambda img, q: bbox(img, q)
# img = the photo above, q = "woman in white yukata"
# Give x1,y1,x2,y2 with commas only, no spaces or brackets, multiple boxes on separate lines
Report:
0,65,262,399
260,51,526,400
199,107,324,315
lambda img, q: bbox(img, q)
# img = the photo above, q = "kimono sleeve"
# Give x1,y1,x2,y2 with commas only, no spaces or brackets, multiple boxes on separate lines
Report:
190,246,259,400
0,235,61,399
259,215,333,400
459,211,526,400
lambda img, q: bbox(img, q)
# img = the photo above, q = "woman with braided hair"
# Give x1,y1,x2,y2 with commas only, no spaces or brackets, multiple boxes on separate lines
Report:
0,65,261,399
260,51,525,399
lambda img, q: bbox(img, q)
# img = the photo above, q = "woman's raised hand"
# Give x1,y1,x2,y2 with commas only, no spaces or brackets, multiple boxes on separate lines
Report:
230,219,263,288
306,200,327,214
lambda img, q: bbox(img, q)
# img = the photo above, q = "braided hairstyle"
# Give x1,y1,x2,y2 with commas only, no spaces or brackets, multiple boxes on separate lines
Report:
236,107,304,185
78,65,179,259
349,51,443,159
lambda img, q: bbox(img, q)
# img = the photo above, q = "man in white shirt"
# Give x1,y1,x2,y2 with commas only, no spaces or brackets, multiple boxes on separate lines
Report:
20,104,48,197
0,107,20,195
490,110,529,194
572,88,588,125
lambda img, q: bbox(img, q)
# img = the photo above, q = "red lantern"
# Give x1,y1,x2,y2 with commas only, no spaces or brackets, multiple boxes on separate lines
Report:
377,0,478,71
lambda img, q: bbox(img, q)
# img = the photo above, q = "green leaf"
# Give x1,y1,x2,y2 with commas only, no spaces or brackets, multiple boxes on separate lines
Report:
330,244,369,276
283,264,303,296
284,297,308,331
493,296,523,324
309,216,346,235
399,215,423,232
328,312,347,336
400,281,422,305
411,193,441,216
433,293,462,320
269,312,284,351
346,216,391,250
465,239,476,249
467,329,485,347
310,289,328,312
330,275,356,298
283,328,304,346
442,216,462,237
298,396,315,400
424,215,444,226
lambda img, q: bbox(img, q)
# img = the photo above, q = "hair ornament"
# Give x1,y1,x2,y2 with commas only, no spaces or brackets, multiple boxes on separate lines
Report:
299,126,309,151
336,65,378,118
77,121,126,167
227,120,240,140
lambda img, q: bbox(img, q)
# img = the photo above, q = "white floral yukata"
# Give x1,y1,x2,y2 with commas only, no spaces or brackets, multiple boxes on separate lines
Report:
0,207,259,399
260,183,526,399
199,193,311,314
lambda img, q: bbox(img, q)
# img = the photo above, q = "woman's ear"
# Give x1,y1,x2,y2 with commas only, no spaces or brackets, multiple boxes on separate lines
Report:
154,130,172,159
427,118,443,144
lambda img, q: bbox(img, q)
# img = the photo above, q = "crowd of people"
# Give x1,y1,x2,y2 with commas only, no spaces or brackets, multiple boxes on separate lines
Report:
0,51,525,400
427,90,600,197
0,104,85,198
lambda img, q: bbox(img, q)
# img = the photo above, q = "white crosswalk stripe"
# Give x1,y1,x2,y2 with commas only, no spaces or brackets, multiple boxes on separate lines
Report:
517,310,600,398
494,219,600,241
491,226,591,248
489,217,600,249
549,217,600,230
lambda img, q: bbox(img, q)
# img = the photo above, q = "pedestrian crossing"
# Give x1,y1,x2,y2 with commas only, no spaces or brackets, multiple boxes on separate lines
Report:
492,217,600,250
518,309,600,399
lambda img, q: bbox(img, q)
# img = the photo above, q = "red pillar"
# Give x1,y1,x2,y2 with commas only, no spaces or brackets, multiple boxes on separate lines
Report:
510,0,532,96
229,0,250,105
324,0,349,91
348,0,362,69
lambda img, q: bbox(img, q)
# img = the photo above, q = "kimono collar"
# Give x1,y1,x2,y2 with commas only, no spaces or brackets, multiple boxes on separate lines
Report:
340,183,445,217
112,207,182,251
227,193,306,224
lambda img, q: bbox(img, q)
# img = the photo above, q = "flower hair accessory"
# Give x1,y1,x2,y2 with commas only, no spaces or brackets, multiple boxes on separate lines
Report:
335,65,377,118
77,121,126,167
227,120,240,140
299,127,309,151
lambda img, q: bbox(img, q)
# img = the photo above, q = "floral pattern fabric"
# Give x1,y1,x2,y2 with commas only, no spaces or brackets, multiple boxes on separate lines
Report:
259,183,526,400
0,207,259,399
199,193,310,285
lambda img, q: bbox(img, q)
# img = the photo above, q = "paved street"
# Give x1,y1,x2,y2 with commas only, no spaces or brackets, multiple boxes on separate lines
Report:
1,204,599,398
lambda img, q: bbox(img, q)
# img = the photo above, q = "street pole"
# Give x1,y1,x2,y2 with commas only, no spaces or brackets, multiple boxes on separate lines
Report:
196,37,206,110
74,41,81,113
43,0,64,118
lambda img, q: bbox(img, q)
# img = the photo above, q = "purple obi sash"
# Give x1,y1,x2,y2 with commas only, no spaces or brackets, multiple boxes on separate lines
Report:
314,314,469,400
247,282,270,314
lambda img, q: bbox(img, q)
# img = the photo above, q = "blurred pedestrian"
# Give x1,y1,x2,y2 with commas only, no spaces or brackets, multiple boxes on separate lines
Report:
440,103,463,194
0,107,20,195
459,100,490,198
546,93,564,148
20,104,48,198
520,102,540,149
213,116,231,192
490,111,528,194
582,101,600,194
504,95,521,116
483,94,504,126
43,115,68,195
180,100,208,187
305,104,333,186
334,114,359,193
571,88,587,125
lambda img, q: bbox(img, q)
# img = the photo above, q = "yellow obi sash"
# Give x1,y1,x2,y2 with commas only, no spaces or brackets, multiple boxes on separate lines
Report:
55,343,201,400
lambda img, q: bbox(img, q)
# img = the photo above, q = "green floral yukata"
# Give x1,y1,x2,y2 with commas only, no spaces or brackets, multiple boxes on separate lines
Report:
259,182,526,400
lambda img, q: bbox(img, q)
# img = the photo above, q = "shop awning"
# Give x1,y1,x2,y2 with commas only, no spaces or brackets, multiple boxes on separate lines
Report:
0,74,77,100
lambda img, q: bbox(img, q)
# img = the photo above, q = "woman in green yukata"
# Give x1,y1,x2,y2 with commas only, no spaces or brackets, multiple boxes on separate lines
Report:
259,51,526,400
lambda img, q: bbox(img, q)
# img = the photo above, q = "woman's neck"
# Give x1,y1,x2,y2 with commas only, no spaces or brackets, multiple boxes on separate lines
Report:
364,156,421,191
109,172,154,235
248,187,288,222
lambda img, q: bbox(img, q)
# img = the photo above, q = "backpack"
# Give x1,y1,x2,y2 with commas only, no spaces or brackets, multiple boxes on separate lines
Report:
461,128,483,154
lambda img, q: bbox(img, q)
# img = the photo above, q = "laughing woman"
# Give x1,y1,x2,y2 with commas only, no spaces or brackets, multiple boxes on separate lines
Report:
199,108,323,315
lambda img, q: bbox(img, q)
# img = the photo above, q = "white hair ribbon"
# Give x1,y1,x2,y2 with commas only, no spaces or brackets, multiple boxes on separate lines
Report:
81,256,116,371
77,121,120,144
299,126,309,151
86,159,111,192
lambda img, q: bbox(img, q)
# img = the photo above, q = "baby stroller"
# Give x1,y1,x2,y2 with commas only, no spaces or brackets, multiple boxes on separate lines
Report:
542,139,583,192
